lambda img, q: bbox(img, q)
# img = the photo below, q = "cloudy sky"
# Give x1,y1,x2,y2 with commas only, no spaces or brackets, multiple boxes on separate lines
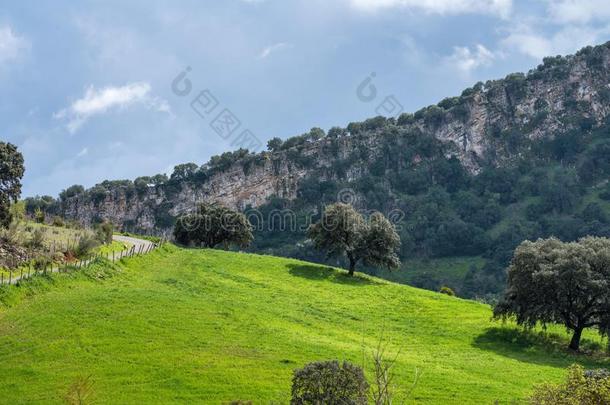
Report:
1,0,609,197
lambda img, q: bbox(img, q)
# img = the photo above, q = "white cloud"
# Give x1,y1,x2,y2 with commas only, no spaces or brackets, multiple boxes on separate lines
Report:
548,0,610,24
108,141,124,150
76,147,88,157
0,25,29,64
54,82,171,133
445,44,498,73
502,23,610,59
258,42,292,59
348,0,512,17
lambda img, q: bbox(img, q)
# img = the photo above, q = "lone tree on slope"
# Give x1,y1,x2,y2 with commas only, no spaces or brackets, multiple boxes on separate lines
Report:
494,236,610,351
308,203,401,276
173,202,253,249
0,141,25,228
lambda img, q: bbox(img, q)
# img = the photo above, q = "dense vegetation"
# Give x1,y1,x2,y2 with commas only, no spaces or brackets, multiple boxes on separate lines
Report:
250,116,610,301
32,106,610,301
0,142,25,228
173,202,253,248
0,245,608,403
530,365,610,404
30,42,610,300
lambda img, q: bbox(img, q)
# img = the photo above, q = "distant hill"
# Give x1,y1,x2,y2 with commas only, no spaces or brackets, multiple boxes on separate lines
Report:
0,246,606,402
28,41,610,299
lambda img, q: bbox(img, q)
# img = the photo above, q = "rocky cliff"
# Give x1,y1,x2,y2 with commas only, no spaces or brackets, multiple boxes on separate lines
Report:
61,42,610,233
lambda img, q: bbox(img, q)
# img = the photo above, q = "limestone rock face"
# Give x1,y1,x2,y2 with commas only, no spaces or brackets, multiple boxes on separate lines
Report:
61,44,610,233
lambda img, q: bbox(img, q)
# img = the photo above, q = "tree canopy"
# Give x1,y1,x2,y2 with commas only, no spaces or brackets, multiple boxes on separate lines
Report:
173,202,253,249
494,236,610,351
308,203,401,276
0,142,25,228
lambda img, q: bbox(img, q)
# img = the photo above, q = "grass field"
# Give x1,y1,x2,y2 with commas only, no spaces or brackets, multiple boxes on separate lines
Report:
0,245,608,403
375,256,486,291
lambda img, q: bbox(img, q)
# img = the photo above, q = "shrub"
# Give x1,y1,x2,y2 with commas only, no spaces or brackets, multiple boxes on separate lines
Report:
29,228,45,249
34,208,45,224
291,360,368,405
584,369,610,380
439,286,455,296
52,216,65,227
74,236,100,259
95,222,113,245
32,254,52,271
397,113,414,126
531,364,610,404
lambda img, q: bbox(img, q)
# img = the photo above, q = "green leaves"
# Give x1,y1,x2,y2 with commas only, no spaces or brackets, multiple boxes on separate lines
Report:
0,142,25,228
173,202,253,249
495,236,610,350
308,203,401,275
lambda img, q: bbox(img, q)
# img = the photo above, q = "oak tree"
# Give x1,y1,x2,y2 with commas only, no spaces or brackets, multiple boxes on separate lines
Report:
174,202,253,249
0,142,25,228
494,237,610,351
308,203,401,276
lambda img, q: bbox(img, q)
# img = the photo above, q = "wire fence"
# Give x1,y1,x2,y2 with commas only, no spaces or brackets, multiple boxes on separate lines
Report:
0,236,167,286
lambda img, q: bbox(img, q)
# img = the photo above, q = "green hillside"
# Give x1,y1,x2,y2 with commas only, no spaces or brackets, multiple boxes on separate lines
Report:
0,245,607,403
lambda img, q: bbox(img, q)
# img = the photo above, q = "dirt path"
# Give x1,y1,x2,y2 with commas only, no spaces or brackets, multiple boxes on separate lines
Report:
1,235,159,285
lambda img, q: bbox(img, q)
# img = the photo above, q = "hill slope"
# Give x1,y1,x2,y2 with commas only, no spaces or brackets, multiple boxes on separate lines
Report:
28,41,610,300
0,246,607,403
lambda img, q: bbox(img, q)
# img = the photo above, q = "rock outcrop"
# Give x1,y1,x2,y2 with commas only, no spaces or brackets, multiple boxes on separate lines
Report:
61,42,610,233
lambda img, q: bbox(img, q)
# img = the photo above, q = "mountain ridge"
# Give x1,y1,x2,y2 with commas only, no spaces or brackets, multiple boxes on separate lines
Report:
26,42,610,299
55,41,610,231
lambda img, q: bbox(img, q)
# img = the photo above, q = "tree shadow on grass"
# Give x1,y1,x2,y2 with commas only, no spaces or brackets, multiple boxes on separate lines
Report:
472,326,609,368
286,264,380,286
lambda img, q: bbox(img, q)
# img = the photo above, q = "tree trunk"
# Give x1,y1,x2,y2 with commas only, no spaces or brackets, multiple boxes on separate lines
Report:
348,257,356,277
569,326,584,351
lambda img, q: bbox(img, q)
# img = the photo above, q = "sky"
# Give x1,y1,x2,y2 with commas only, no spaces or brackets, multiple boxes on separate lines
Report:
1,0,610,197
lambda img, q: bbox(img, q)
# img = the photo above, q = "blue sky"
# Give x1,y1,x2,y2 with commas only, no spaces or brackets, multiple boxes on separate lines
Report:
1,0,609,197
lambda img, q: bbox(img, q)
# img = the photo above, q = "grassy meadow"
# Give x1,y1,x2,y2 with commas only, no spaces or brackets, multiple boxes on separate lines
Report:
0,244,608,403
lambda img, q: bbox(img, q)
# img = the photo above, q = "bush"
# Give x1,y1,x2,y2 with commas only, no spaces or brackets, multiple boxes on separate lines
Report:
74,236,100,259
52,216,65,227
34,208,45,224
531,364,610,404
584,369,610,380
28,228,45,249
439,286,455,296
95,222,113,245
32,254,52,270
291,360,368,404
